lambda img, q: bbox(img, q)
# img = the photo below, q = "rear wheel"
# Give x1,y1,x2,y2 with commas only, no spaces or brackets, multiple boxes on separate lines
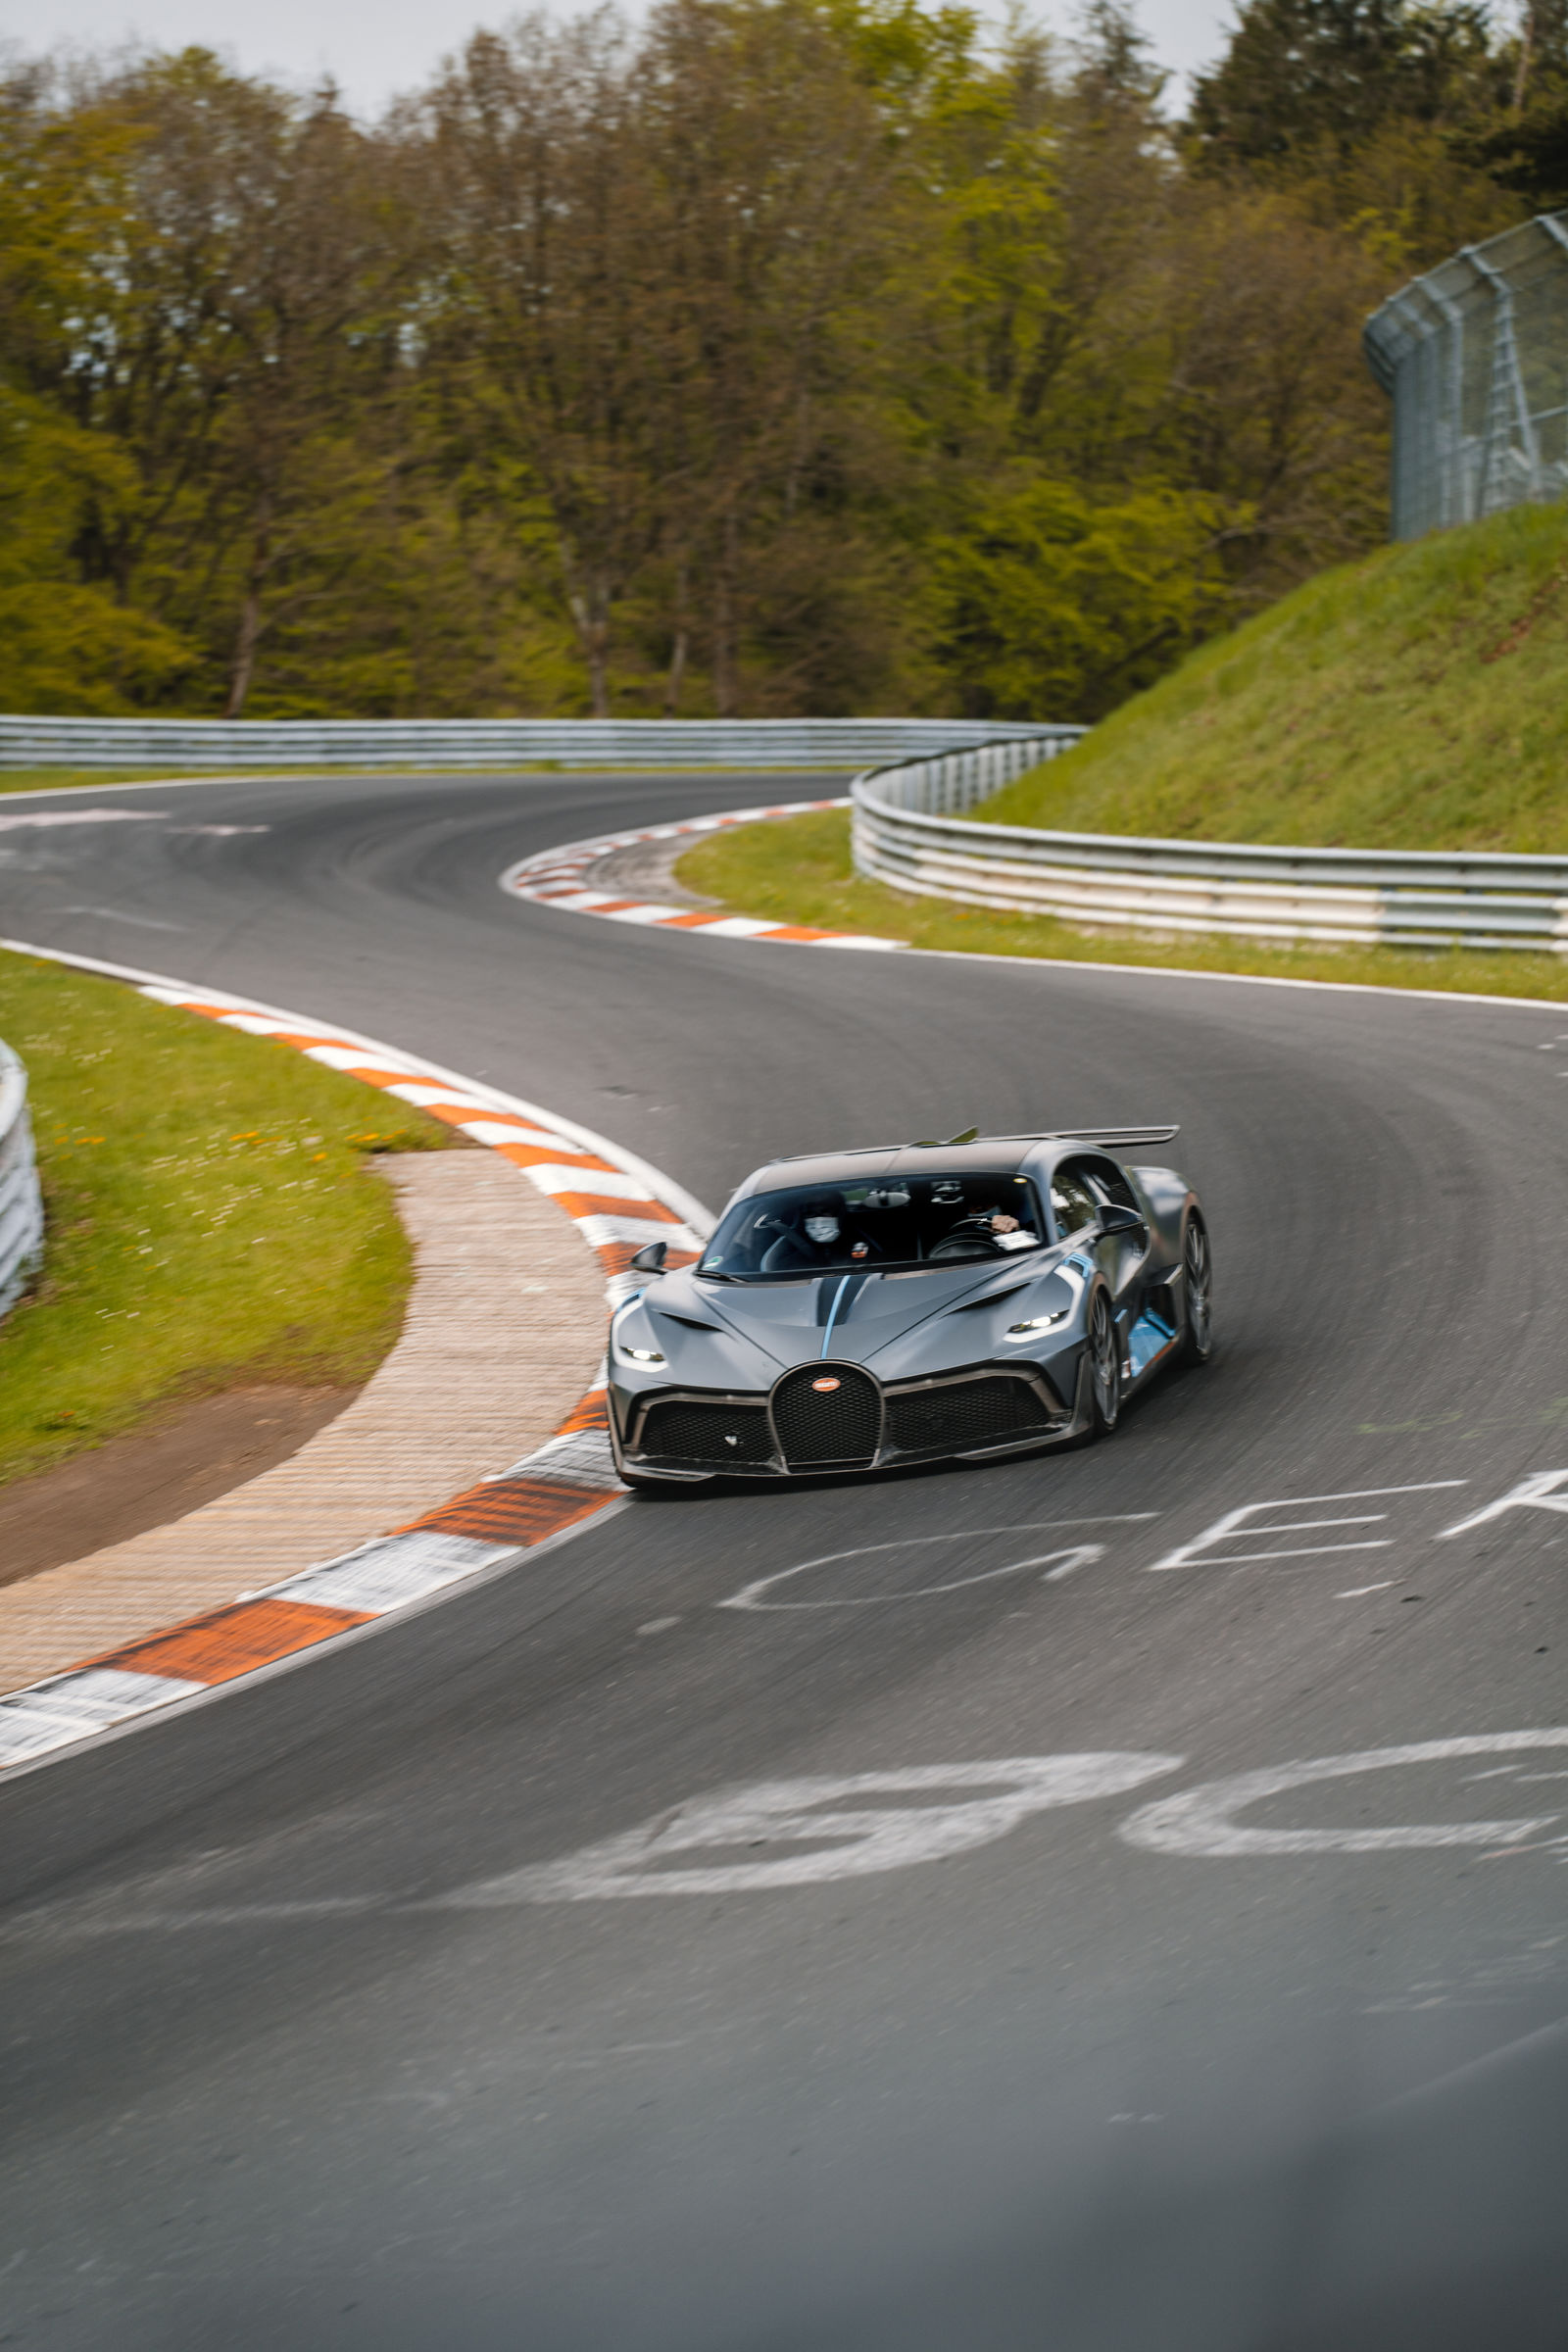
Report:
1180,1217,1213,1364
1087,1289,1121,1436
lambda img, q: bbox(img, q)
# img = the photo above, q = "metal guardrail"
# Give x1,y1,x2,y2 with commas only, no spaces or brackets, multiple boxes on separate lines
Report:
15,705,1561,951
852,741,1568,953
0,1041,45,1320
0,715,1060,772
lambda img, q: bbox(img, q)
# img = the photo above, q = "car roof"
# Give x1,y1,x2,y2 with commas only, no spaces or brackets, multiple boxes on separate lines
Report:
742,1141,1026,1192
733,1128,1180,1200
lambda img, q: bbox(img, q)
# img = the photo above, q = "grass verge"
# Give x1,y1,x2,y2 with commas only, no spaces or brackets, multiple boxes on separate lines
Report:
0,948,452,1489
975,503,1568,854
676,808,1568,1003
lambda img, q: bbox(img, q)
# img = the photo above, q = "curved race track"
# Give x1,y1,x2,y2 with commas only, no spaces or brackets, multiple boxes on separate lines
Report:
1,770,1565,2352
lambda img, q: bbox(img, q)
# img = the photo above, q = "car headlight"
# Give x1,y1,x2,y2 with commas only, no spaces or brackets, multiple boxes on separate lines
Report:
612,1305,665,1366
1005,1309,1070,1338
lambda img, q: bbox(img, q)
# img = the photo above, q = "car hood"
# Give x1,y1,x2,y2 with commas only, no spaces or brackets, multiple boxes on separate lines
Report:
645,1259,1056,1377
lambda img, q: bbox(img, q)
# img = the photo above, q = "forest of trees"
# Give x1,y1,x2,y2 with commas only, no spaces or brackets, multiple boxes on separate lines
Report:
2,0,1562,724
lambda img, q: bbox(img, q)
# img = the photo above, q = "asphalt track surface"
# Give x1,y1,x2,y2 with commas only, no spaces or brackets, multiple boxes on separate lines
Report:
1,771,1565,2352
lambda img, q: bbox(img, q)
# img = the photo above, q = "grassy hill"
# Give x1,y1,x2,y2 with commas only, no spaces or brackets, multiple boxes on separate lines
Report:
976,503,1568,853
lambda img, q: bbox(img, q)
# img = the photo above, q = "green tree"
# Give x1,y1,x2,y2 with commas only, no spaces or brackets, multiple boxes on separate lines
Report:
1454,0,1568,208
417,1,927,714
0,65,197,710
0,0,1544,728
928,476,1230,718
77,54,422,715
1186,0,1519,265
1189,0,1494,171
0,392,195,710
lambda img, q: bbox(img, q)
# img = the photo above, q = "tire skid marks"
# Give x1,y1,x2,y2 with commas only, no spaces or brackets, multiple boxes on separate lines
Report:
500,800,902,951
0,960,709,1773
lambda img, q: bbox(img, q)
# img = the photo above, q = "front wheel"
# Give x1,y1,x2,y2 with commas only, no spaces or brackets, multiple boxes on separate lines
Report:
1087,1289,1121,1437
1180,1217,1213,1365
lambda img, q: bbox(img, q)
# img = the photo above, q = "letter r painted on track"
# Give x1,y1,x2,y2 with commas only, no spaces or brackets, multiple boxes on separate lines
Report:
1438,1467,1568,1540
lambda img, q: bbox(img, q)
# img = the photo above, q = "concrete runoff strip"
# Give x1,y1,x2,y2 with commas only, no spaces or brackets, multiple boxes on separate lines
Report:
0,1153,606,1692
580,834,724,908
0,944,712,1772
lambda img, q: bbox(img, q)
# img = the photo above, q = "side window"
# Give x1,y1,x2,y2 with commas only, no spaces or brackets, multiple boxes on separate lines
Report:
1049,1163,1100,1240
1079,1156,1140,1213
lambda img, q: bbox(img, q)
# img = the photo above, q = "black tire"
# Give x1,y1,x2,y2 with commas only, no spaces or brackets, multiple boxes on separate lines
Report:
1180,1216,1213,1365
1086,1288,1121,1437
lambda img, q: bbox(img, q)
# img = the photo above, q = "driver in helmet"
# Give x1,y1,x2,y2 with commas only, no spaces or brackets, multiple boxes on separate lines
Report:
760,1194,871,1273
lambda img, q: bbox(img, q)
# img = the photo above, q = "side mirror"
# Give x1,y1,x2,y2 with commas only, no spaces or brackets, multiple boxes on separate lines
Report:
628,1241,668,1274
1097,1201,1147,1240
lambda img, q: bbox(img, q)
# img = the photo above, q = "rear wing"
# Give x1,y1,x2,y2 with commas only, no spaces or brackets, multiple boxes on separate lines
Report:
763,1125,1181,1168
1051,1126,1180,1149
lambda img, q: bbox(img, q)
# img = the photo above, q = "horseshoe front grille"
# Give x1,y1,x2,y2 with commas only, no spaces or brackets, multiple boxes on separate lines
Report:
770,1363,882,1469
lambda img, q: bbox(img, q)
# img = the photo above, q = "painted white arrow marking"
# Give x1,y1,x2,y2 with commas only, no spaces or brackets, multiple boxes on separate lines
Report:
718,1520,1140,1611
719,1514,1147,1608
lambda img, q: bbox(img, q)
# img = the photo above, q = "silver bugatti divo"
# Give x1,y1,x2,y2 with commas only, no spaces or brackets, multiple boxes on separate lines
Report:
608,1127,1211,1488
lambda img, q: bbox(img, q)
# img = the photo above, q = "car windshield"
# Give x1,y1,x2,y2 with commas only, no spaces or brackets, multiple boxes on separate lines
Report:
699,1170,1046,1280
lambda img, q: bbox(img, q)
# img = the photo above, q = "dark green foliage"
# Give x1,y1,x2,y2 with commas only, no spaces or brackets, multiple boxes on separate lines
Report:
0,0,1548,727
1189,0,1494,169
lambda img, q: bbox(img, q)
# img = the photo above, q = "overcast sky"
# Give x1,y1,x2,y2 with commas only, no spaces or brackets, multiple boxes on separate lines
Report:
18,0,1238,116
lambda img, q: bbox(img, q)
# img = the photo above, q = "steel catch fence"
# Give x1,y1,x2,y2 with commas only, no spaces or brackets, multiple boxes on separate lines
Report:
0,1042,45,1321
1364,209,1568,540
852,742,1568,953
